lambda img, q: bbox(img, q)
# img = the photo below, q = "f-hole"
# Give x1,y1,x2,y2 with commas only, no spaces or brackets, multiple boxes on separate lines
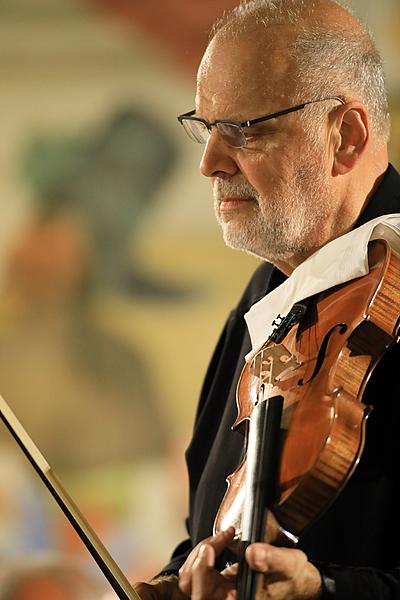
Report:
298,323,348,386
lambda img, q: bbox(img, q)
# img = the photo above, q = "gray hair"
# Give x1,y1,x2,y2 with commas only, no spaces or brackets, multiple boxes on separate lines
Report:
210,0,390,143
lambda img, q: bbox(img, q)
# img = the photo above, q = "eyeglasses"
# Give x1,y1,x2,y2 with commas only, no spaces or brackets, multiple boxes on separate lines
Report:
177,96,345,149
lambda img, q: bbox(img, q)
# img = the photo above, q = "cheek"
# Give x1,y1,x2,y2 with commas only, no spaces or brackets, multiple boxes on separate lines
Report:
236,154,274,193
236,133,303,195
239,157,288,199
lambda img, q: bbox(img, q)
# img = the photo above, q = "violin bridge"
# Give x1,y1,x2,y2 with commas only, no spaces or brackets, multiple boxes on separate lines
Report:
251,345,301,386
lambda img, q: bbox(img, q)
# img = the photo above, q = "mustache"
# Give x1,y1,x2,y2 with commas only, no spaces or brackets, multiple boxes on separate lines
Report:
213,179,259,202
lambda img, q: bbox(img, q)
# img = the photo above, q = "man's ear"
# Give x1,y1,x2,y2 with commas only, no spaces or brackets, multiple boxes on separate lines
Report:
332,103,369,176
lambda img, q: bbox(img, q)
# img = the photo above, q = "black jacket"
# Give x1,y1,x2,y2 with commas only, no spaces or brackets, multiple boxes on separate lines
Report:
162,164,400,599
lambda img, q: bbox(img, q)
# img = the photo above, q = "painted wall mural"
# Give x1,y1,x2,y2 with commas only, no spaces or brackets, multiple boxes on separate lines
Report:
0,0,399,597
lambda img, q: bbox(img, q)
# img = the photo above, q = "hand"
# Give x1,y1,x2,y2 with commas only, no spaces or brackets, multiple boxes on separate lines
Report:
178,528,323,600
133,574,187,599
178,527,237,599
245,543,322,600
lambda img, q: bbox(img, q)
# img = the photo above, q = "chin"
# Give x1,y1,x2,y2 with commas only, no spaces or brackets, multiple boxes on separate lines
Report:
221,229,267,260
221,227,297,264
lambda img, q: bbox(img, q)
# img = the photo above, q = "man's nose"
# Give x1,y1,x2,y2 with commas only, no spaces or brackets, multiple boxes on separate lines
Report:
199,129,239,179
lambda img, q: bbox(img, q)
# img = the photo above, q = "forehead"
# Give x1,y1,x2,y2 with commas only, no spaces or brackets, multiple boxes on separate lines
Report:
196,26,296,119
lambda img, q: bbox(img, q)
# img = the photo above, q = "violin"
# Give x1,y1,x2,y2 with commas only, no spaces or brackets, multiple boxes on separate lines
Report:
214,236,400,597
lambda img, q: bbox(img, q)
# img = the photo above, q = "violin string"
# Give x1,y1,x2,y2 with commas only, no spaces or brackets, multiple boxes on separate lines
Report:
258,351,264,404
257,348,274,404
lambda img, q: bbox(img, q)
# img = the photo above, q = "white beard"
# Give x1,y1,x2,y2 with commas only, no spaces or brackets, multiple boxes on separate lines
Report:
213,158,334,263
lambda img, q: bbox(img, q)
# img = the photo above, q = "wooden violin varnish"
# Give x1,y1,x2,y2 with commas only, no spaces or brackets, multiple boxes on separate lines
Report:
214,237,400,598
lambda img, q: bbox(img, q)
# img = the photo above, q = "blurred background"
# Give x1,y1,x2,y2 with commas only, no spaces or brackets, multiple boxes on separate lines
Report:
0,0,399,597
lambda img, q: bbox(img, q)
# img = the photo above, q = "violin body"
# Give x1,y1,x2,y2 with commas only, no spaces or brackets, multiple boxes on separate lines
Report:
215,239,400,545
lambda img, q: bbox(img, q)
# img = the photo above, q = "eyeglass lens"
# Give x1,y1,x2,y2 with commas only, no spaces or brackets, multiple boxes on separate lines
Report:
216,123,245,147
181,118,245,147
182,120,209,143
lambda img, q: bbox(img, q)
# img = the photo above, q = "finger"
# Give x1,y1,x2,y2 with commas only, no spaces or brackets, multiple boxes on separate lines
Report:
220,561,238,582
191,544,236,600
246,545,322,600
132,582,159,600
205,527,236,554
179,542,215,596
246,544,306,580
180,528,235,575
134,575,185,600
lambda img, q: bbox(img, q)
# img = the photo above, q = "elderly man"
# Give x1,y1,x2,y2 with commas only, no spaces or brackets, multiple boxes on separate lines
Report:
135,0,400,598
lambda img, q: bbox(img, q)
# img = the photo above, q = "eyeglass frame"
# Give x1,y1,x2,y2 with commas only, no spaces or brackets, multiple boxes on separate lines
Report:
177,96,345,148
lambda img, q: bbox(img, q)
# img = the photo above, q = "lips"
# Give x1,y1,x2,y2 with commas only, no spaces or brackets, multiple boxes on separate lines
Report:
219,196,255,211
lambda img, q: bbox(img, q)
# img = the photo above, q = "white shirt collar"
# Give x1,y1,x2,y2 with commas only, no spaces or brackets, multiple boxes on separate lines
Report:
244,214,400,360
